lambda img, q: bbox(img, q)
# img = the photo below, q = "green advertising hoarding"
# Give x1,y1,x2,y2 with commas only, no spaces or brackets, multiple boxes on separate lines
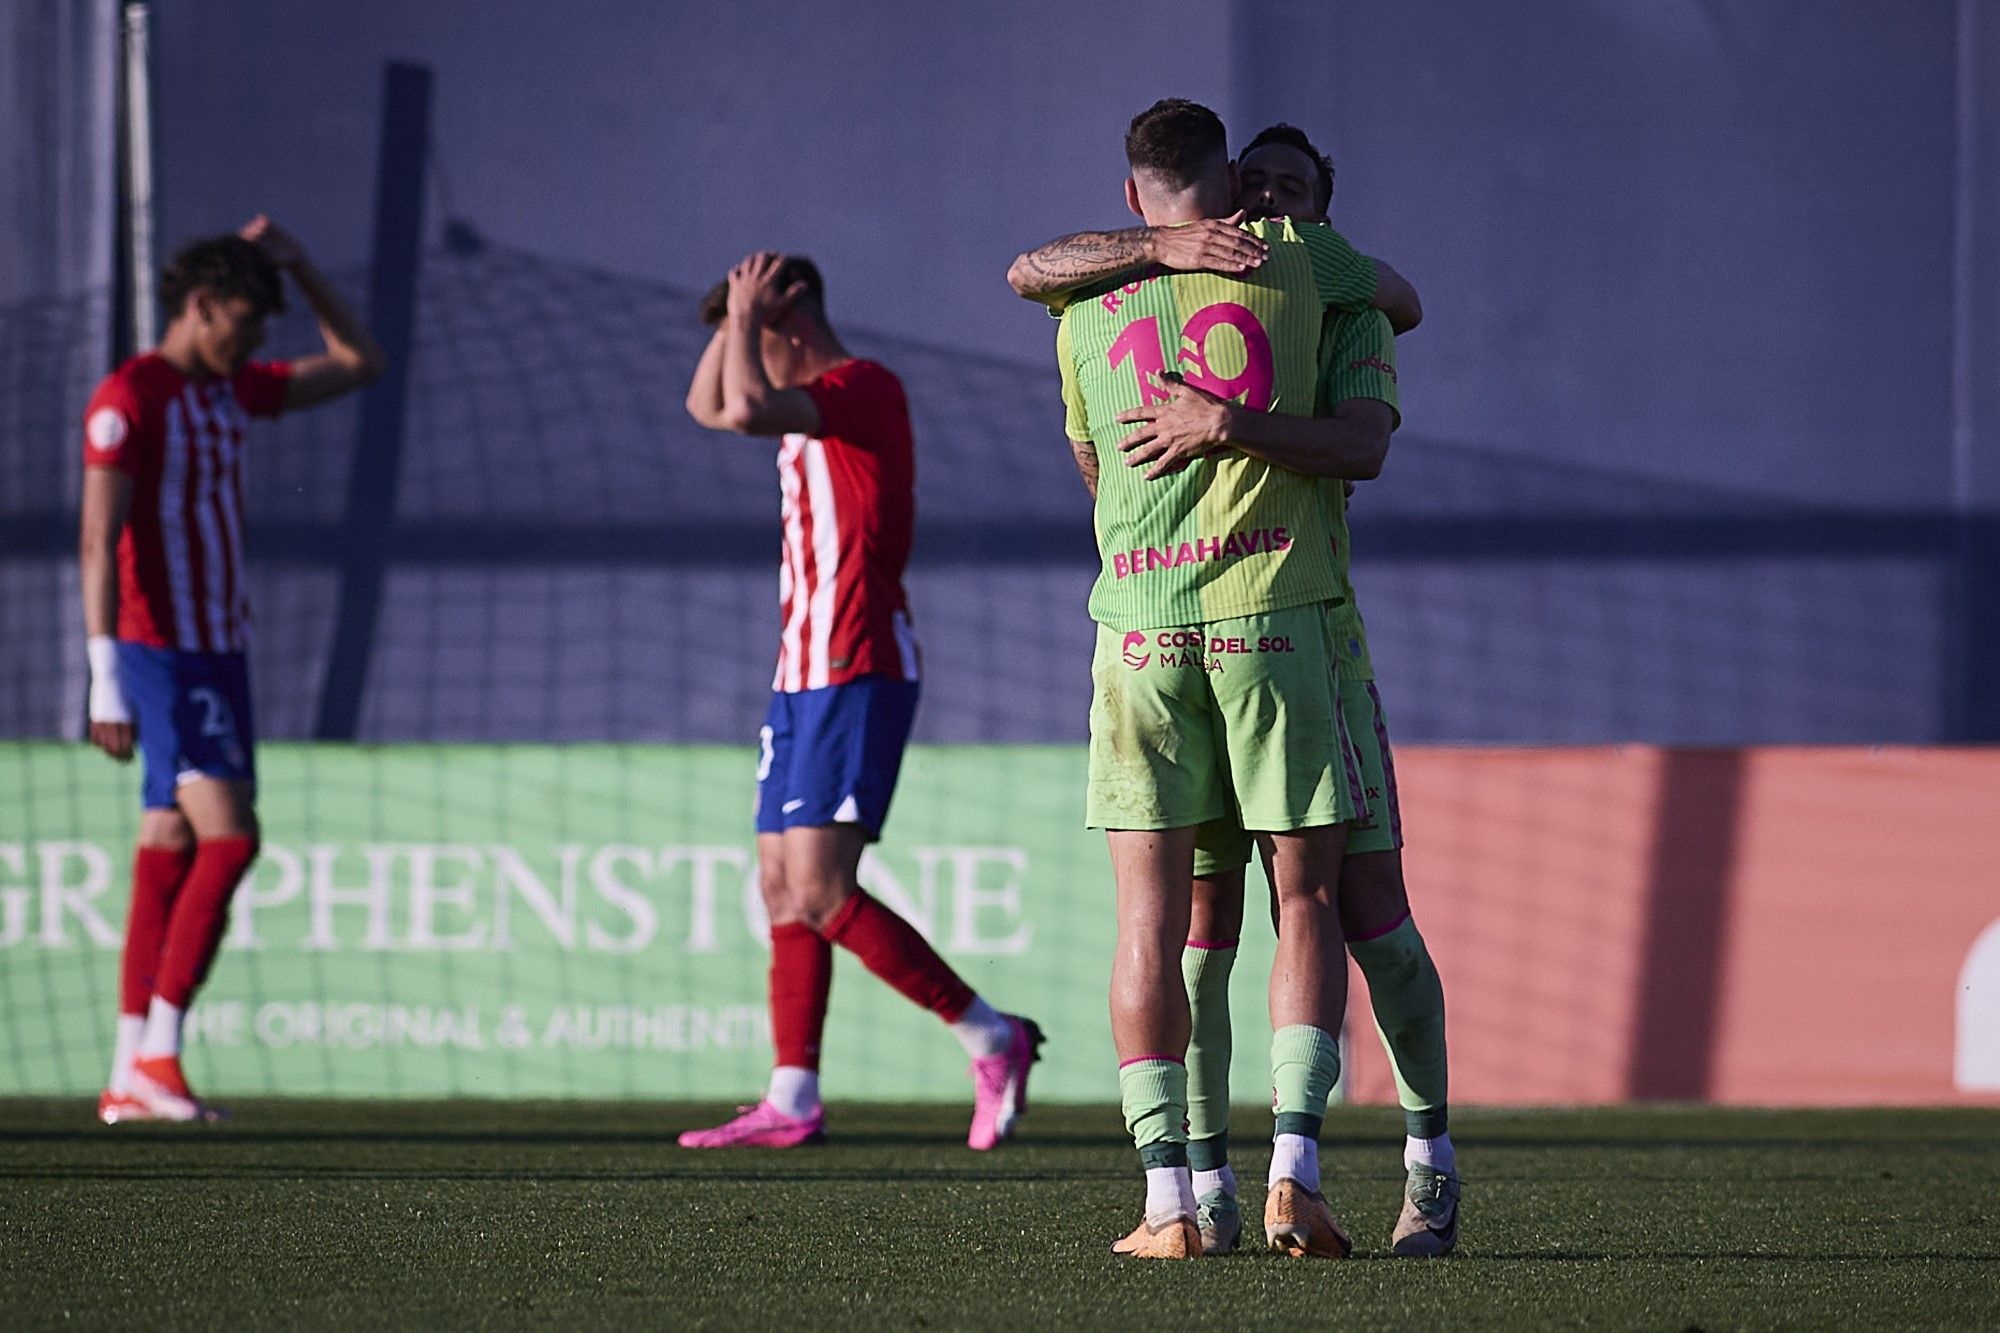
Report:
0,744,1299,1104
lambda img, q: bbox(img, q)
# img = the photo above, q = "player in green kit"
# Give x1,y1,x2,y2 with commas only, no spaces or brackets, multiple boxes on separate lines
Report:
1017,122,1458,1259
1046,99,1382,1260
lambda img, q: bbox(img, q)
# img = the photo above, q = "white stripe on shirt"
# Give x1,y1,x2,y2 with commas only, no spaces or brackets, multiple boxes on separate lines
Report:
802,440,841,691
776,435,810,692
773,501,795,693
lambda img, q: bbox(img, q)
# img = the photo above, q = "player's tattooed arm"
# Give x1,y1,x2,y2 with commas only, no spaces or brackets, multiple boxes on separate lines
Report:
1008,231,1151,303
242,216,387,409
1067,438,1100,500
718,252,822,437
1007,214,1267,304
1115,378,1393,482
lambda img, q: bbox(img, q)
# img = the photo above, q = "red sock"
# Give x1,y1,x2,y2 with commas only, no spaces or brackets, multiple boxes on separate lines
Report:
154,837,258,1008
769,922,834,1069
822,892,974,1022
119,845,195,1015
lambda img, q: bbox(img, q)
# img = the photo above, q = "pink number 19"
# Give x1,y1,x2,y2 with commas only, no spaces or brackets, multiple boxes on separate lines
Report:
1107,303,1274,412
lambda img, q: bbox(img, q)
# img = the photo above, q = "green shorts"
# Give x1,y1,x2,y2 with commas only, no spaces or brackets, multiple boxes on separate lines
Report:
1085,602,1365,833
1191,673,1403,875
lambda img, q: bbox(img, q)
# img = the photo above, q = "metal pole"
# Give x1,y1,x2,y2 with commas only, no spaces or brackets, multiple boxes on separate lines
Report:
1947,0,1997,742
1953,0,1977,515
311,62,433,740
121,0,156,350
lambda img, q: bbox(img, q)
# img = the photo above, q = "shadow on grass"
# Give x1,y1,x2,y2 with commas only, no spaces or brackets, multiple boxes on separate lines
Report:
1384,1136,2000,1154
0,1126,1137,1151
9,1126,1992,1158
0,1164,1125,1184
1451,1250,2000,1264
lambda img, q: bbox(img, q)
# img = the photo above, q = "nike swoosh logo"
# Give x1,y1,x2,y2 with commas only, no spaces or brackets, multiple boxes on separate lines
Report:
781,799,806,813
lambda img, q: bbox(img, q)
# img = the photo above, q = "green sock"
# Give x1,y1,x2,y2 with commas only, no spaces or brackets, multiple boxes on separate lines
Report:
1118,1058,1189,1168
1182,942,1236,1170
1270,1024,1340,1138
1348,916,1449,1139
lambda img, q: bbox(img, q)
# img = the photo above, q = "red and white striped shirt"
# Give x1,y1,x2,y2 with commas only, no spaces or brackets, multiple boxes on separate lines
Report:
773,358,920,692
82,352,292,653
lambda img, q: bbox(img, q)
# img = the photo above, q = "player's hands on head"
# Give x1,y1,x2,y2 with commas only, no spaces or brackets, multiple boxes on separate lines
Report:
89,721,135,763
1147,212,1266,276
1115,375,1235,480
240,215,304,269
726,251,809,327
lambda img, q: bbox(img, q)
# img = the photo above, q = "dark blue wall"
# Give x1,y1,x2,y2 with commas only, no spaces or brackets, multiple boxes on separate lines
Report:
6,1,1995,743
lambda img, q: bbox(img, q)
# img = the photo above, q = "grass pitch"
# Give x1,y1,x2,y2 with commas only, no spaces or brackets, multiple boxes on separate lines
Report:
1,1100,1995,1330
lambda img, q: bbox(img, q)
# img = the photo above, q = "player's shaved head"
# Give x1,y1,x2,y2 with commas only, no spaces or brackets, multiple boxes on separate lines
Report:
159,235,285,320
1125,99,1229,190
1240,123,1335,220
1124,99,1236,224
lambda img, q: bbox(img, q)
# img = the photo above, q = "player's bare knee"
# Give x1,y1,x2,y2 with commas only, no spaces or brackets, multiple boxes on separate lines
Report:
790,876,854,934
202,811,259,847
1190,871,1246,942
753,835,790,913
137,809,194,851
1270,875,1339,911
756,871,801,926
1338,851,1410,939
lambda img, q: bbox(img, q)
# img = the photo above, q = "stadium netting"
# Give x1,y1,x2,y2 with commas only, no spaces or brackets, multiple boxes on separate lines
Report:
0,229,1962,1101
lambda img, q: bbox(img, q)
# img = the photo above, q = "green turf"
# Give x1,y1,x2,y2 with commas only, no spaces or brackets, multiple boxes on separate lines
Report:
1,1101,1996,1330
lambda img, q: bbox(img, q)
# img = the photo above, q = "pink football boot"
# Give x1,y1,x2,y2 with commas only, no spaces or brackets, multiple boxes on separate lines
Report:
967,1016,1046,1150
678,1101,826,1149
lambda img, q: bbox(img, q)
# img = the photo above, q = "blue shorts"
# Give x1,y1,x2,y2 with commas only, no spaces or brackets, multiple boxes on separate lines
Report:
754,677,920,841
116,642,257,810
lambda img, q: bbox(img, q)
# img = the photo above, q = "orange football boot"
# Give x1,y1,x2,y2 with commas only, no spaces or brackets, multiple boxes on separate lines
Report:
1264,1179,1353,1259
1111,1213,1202,1260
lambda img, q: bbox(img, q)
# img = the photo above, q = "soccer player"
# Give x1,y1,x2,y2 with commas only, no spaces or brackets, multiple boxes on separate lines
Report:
1018,123,1459,1258
1044,100,1384,1259
680,251,1042,1151
84,218,384,1124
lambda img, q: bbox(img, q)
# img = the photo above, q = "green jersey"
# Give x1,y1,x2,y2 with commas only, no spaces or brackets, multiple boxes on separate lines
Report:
1056,218,1378,631
1312,307,1401,681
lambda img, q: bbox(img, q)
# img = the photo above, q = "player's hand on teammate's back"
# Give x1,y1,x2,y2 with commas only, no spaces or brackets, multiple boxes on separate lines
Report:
239,214,304,269
1116,376,1234,480
89,721,135,763
727,252,810,327
1148,211,1267,276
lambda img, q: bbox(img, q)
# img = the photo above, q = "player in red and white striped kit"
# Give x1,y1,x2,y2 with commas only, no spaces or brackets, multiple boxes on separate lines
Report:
82,219,384,1123
682,252,1042,1150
